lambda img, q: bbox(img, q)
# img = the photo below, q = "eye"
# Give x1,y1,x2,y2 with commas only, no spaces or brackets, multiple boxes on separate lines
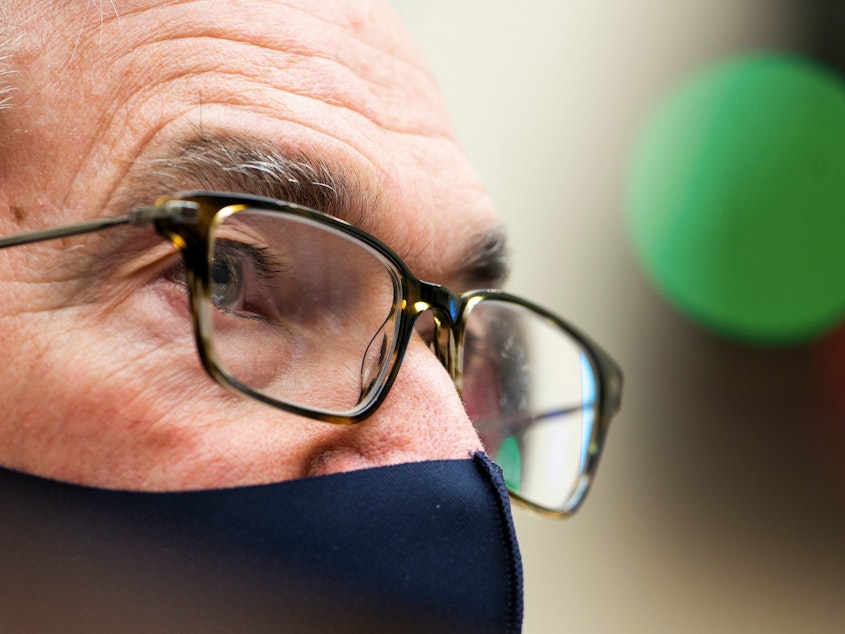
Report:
209,240,282,320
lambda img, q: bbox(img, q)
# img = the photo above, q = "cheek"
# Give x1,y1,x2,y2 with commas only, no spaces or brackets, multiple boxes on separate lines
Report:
0,294,205,484
0,285,359,490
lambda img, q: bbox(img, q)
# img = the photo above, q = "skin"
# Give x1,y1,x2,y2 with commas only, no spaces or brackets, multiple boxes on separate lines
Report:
0,0,503,490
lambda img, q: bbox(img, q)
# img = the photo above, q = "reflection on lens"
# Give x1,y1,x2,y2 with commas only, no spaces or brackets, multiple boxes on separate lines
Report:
205,208,402,416
496,436,522,492
463,299,599,513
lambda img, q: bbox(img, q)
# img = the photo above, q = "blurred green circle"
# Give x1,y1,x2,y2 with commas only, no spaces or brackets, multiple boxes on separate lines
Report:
627,55,845,344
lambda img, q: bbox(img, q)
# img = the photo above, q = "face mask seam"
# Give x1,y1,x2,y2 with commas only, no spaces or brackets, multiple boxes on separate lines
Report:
471,450,524,634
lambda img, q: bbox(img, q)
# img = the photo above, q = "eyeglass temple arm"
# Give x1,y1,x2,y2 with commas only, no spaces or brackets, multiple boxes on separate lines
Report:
0,205,176,250
584,345,623,462
596,349,623,419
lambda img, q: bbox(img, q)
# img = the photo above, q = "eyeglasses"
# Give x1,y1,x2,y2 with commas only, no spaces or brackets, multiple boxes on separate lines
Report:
0,191,622,516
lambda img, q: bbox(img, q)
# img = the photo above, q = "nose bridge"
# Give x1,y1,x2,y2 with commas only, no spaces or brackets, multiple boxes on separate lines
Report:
417,282,463,386
418,282,462,323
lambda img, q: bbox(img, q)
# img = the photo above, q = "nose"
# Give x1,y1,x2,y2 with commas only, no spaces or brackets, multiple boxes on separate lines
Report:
307,335,483,476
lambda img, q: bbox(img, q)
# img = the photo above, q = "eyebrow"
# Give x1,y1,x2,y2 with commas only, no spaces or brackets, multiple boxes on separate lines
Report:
460,226,510,288
117,133,371,227
112,133,510,287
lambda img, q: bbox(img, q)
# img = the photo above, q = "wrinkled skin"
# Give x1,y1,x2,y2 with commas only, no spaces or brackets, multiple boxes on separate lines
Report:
0,0,502,490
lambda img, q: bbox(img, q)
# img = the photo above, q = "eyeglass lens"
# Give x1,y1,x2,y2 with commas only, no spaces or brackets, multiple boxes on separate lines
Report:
463,300,598,513
206,209,403,414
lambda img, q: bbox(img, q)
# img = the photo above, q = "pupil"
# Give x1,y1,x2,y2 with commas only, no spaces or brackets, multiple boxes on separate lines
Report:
212,259,232,286
210,253,242,308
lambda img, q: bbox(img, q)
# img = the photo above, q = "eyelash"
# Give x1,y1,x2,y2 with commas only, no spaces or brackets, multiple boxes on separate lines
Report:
214,239,282,280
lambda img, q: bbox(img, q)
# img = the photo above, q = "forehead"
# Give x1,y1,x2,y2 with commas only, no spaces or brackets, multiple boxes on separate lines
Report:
28,0,446,130
0,0,498,280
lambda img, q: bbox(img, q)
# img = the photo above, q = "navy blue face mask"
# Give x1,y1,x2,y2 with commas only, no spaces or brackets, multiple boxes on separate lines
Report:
0,451,523,633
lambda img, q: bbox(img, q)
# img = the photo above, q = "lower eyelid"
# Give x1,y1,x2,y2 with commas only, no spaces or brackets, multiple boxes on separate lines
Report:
149,275,193,320
130,251,193,318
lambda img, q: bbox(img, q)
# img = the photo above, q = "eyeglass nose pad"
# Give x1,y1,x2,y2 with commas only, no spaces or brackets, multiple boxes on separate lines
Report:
428,312,460,383
359,315,394,401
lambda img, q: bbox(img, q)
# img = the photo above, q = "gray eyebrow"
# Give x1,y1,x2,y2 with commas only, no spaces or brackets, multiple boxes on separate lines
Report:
461,226,510,288
119,133,372,228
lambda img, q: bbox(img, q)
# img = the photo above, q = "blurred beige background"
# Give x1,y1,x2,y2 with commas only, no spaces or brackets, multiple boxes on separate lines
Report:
392,2,845,632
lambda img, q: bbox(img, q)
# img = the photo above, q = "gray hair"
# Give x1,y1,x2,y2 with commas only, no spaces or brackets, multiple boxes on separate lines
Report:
0,5,18,112
0,44,16,111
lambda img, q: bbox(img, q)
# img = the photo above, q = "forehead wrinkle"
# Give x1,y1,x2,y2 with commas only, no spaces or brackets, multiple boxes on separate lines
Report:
132,1,430,74
51,0,449,137
122,43,445,140
47,0,415,60
120,43,434,136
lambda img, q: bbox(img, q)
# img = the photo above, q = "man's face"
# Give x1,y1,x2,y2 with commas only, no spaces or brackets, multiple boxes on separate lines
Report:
0,0,502,490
